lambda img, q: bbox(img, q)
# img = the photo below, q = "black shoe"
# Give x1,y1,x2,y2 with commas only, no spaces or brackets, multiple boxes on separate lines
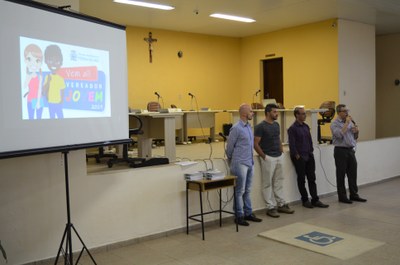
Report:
350,196,367,202
302,201,314,208
339,198,353,204
244,213,262,222
312,201,329,208
235,217,249,226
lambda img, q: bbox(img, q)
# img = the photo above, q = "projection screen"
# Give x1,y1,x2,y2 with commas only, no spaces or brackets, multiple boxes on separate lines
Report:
0,0,129,158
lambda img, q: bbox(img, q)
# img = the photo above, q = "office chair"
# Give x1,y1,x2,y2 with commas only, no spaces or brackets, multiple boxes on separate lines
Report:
317,101,335,144
147,101,161,112
251,102,264,110
86,146,118,163
276,102,285,109
107,115,146,168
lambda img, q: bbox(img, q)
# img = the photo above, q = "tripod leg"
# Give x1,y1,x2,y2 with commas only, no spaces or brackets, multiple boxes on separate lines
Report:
54,224,68,265
71,224,97,264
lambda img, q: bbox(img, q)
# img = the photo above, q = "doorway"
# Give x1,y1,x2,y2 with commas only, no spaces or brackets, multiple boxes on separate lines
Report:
261,58,283,105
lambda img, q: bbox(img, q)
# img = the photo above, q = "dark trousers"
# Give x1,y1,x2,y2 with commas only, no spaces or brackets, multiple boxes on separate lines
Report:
291,155,319,203
334,147,358,200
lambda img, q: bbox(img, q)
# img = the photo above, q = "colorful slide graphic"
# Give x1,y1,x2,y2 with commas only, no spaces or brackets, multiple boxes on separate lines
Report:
20,36,110,120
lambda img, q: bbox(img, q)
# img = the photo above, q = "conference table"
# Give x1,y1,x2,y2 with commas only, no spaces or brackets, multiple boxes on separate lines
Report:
130,110,222,161
182,110,221,142
227,108,327,144
130,108,325,162
130,112,183,162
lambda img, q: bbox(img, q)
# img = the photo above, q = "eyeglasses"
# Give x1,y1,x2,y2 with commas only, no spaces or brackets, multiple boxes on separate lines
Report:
338,109,349,113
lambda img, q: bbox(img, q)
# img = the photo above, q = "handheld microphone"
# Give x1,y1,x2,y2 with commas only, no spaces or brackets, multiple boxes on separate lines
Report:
255,89,261,96
188,92,194,98
154,92,161,98
218,132,227,141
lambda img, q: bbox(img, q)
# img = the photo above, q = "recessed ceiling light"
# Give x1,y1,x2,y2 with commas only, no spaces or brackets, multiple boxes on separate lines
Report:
210,13,255,23
113,0,175,10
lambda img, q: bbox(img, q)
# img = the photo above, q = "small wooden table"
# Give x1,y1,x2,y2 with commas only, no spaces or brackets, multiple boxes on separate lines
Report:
186,176,238,240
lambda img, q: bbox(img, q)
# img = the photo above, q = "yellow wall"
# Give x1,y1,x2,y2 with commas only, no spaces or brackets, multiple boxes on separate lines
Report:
240,19,339,109
126,27,241,111
126,20,339,135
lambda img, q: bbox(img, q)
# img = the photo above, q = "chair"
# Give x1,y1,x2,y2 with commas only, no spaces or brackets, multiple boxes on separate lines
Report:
107,115,146,168
317,101,335,144
86,146,118,163
276,102,285,109
251,102,264,110
147,101,161,112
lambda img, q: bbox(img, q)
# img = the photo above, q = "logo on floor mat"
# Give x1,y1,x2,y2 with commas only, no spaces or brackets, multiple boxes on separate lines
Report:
295,231,343,246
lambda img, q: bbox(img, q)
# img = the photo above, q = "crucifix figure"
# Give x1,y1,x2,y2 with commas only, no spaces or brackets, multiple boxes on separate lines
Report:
144,32,157,63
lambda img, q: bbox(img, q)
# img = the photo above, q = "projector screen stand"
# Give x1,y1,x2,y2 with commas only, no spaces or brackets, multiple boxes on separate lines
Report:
54,151,97,265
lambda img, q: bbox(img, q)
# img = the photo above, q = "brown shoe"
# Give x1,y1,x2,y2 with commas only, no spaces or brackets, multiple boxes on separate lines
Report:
277,204,295,214
266,208,280,218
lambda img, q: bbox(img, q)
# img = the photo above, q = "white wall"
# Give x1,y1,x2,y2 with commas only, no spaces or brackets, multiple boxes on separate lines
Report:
338,19,376,140
376,33,400,138
1,137,400,264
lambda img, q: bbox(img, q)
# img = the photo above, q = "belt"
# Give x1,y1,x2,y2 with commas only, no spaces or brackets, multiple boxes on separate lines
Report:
335,146,354,150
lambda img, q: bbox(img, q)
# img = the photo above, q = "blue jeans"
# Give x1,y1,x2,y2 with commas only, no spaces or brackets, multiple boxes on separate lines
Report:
230,163,253,217
48,103,64,119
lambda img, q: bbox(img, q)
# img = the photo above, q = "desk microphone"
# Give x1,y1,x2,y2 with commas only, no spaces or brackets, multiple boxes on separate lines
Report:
253,89,261,105
188,92,195,98
218,132,227,141
154,92,161,98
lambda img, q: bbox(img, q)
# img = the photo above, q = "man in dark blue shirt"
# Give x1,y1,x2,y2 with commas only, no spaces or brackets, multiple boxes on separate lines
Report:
288,107,329,208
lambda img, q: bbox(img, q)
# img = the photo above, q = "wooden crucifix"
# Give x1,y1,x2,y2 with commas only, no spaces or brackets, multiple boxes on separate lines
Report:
144,32,157,63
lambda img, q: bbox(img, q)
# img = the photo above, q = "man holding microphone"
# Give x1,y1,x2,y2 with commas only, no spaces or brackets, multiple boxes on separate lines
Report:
331,104,367,204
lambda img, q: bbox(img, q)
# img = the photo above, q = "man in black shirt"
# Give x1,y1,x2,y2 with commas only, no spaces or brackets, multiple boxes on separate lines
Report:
254,104,294,218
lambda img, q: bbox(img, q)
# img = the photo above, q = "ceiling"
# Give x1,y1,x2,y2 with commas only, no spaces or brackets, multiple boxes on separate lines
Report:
72,0,400,37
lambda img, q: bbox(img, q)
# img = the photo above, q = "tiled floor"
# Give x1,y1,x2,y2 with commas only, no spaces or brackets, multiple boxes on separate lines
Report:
66,176,400,265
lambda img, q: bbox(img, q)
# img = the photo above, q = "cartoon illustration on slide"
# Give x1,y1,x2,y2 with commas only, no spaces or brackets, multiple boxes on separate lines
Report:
23,44,44,119
43,44,66,119
20,36,110,120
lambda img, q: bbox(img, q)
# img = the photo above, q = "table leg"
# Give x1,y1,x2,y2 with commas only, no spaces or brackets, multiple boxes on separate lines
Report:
199,188,205,240
219,189,222,227
210,127,215,142
233,186,238,232
163,117,176,162
186,182,189,235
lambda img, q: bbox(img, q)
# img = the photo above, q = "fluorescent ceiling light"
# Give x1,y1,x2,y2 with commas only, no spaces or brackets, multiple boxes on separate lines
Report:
113,0,175,10
210,13,255,23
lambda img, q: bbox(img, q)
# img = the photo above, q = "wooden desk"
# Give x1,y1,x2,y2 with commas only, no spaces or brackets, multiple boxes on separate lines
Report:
131,112,183,162
186,176,238,240
183,110,221,142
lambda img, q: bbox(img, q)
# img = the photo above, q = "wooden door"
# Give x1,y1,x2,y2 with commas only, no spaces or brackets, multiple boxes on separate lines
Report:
262,58,283,105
